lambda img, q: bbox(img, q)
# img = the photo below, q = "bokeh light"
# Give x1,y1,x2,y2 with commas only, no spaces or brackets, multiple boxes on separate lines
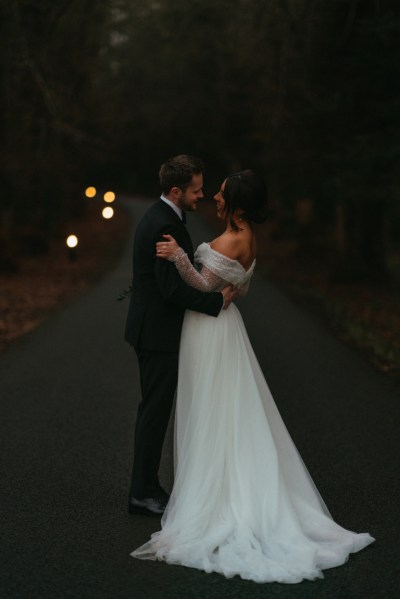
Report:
103,191,116,203
66,235,78,248
102,207,114,219
85,186,96,198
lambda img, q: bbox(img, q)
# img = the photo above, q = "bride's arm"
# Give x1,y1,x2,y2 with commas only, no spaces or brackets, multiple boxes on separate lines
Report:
171,249,228,292
156,236,227,292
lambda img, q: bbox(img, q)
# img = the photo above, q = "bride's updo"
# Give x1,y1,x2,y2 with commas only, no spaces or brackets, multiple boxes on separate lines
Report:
223,170,268,230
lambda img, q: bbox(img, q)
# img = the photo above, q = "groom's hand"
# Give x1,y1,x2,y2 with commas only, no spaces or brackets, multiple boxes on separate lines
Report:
221,284,238,310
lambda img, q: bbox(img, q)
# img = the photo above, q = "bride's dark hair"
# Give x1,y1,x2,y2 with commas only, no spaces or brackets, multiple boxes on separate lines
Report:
223,170,268,231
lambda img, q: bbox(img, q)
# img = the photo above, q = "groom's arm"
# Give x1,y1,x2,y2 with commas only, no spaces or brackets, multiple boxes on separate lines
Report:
155,258,224,316
154,226,223,316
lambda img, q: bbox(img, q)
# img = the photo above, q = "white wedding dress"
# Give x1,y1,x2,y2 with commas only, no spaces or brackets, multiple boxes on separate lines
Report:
131,243,374,583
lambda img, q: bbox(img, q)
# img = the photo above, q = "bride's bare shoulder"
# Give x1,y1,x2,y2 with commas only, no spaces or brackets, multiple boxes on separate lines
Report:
210,233,242,261
210,228,256,268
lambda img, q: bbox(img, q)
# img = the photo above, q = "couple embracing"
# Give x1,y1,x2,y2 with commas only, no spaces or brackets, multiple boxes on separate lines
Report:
124,155,374,584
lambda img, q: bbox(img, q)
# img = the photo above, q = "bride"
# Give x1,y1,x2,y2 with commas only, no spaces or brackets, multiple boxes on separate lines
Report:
131,170,374,584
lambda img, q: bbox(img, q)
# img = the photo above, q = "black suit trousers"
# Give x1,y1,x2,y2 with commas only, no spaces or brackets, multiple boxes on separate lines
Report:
130,348,179,498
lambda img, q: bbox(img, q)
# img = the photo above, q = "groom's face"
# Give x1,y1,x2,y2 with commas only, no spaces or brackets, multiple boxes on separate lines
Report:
177,173,204,212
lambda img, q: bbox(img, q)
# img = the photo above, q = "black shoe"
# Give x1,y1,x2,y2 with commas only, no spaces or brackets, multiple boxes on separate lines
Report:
128,494,169,516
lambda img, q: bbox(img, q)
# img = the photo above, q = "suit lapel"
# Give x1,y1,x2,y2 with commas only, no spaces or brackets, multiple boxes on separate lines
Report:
156,200,194,261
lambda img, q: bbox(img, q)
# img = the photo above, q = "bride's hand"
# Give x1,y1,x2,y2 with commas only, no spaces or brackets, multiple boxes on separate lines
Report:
156,234,180,259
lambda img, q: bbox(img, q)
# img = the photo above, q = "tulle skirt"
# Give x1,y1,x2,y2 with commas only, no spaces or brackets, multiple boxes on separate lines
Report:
132,304,374,583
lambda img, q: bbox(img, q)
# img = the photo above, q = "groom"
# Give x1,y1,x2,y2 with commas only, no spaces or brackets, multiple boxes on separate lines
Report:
125,155,236,516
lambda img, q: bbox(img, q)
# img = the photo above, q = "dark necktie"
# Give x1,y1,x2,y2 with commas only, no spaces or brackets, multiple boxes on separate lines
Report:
181,211,186,225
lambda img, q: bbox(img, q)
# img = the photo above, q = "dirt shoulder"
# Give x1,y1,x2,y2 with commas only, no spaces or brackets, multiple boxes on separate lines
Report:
0,202,131,355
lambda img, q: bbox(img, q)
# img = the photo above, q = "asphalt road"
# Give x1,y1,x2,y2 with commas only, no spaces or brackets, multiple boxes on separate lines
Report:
1,198,399,599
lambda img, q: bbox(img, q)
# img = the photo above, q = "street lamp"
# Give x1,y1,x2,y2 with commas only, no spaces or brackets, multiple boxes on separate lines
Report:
102,207,114,219
85,187,96,198
104,191,116,203
66,235,78,261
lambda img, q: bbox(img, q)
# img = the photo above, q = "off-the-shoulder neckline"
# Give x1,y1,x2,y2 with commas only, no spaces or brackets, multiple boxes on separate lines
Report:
197,242,256,274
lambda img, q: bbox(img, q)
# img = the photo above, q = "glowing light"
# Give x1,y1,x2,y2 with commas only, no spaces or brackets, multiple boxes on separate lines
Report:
66,235,78,248
103,191,116,203
85,186,96,198
102,207,114,219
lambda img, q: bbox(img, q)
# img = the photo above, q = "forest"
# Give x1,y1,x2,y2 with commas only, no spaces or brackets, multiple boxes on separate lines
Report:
1,0,400,283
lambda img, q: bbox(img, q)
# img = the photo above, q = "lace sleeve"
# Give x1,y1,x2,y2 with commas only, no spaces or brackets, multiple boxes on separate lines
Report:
168,248,227,292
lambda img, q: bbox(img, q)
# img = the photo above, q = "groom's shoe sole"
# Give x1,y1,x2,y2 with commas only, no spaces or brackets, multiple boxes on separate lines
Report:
128,503,163,517
128,497,166,517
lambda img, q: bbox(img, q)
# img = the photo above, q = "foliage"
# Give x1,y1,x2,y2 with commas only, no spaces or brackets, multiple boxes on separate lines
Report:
1,0,400,280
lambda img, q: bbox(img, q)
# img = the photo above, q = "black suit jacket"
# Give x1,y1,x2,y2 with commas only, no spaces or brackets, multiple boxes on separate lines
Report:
124,200,223,351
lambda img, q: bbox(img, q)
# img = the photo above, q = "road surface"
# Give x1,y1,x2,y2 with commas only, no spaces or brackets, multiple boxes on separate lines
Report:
1,198,398,598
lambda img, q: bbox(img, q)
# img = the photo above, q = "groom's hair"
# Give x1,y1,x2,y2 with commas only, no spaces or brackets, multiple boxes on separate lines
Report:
159,155,204,194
